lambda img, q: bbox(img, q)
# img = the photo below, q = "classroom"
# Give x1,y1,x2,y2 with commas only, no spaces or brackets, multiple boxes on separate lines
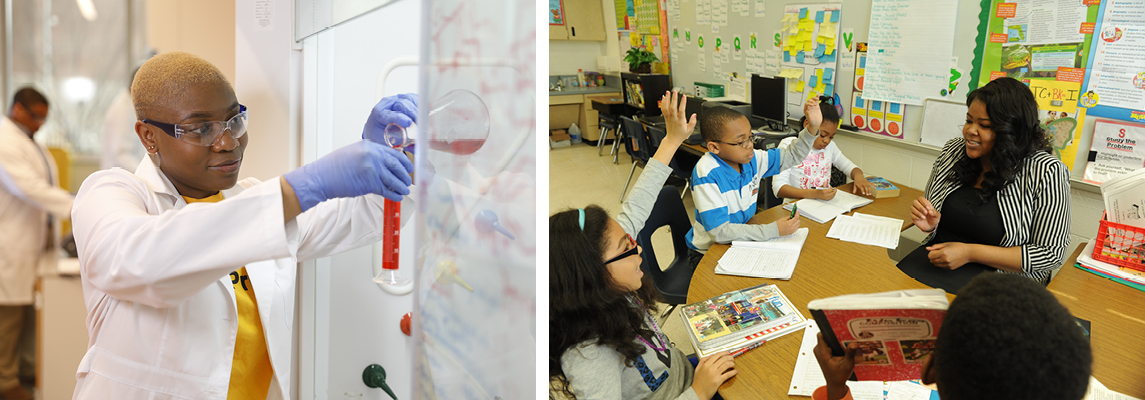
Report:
548,0,1144,398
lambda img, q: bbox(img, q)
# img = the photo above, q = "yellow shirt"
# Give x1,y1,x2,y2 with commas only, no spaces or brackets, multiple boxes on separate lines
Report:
183,193,273,400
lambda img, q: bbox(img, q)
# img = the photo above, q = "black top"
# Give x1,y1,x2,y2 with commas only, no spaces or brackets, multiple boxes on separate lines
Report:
897,186,1006,293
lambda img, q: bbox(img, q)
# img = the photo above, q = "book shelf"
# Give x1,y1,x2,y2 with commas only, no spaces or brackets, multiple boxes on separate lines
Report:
621,72,670,117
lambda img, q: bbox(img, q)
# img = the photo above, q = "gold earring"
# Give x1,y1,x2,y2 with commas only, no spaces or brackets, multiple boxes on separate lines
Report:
147,145,156,152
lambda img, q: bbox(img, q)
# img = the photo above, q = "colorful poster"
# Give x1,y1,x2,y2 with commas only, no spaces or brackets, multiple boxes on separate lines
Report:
864,0,958,105
1029,79,1085,169
549,0,564,25
1084,119,1145,184
634,0,661,35
779,3,843,120
1080,0,1145,121
975,0,1098,89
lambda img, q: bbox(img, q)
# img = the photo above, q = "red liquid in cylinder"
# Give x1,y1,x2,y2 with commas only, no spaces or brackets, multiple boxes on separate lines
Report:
382,198,401,270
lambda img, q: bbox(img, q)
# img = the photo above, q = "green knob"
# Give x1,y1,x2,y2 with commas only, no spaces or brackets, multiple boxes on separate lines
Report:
363,364,397,400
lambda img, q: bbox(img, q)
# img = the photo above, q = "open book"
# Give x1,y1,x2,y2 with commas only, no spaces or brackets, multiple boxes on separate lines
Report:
808,289,949,381
716,228,809,279
783,190,874,223
681,283,809,358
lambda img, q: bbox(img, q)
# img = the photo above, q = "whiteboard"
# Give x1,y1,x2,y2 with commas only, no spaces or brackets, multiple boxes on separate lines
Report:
919,98,967,148
664,0,984,144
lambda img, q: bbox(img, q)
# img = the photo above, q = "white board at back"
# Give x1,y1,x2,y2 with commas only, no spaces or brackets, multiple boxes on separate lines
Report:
919,98,968,148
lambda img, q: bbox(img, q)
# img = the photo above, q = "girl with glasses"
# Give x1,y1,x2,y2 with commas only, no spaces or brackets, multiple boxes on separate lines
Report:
550,92,737,400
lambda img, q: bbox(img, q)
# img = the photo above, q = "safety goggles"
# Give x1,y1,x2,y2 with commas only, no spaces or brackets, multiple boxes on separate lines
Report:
143,105,248,147
603,233,640,264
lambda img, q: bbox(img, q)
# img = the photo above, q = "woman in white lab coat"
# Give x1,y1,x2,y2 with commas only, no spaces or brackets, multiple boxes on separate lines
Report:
70,52,417,399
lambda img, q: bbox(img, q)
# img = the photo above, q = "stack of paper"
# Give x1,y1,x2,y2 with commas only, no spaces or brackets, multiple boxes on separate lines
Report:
716,228,808,279
1077,241,1145,291
826,213,903,249
788,323,939,399
783,191,874,223
1100,168,1145,229
1084,376,1143,400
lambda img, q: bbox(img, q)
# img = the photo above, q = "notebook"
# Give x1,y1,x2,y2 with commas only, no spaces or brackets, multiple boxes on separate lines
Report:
716,228,809,279
783,190,874,223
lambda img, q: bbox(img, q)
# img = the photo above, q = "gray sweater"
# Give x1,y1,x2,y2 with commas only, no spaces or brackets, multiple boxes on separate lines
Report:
560,160,702,400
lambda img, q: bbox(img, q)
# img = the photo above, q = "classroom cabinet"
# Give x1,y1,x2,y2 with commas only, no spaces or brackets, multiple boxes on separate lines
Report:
550,0,606,41
622,73,671,117
549,91,621,141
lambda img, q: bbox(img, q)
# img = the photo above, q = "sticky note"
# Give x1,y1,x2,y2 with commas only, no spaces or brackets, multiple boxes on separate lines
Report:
825,68,833,77
823,53,836,63
816,11,824,23
890,103,901,113
814,45,825,57
825,84,834,95
809,76,818,86
831,10,839,22
800,7,808,18
784,52,791,62
804,40,813,51
797,52,805,63
790,80,801,92
826,44,835,55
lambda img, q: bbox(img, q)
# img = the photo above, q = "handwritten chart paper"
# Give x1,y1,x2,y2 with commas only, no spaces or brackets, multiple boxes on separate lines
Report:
863,0,958,105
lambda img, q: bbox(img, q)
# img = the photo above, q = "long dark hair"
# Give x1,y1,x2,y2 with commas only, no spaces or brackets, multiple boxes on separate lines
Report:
549,205,660,399
953,77,1050,203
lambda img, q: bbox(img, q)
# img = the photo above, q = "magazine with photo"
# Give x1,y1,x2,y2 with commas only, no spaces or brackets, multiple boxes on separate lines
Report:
681,283,808,357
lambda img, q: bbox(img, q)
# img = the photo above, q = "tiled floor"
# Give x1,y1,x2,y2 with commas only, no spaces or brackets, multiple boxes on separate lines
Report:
548,141,697,350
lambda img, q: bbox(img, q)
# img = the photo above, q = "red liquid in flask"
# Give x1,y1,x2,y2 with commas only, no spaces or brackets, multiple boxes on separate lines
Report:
426,139,485,155
382,198,401,270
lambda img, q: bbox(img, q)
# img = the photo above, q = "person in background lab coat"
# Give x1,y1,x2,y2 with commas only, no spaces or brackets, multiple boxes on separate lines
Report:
100,71,146,170
0,87,72,400
70,51,418,399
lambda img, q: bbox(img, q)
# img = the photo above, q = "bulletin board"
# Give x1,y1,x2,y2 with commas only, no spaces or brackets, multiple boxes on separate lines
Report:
664,0,984,142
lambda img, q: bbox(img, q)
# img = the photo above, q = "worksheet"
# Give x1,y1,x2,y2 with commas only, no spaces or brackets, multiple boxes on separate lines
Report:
826,212,902,249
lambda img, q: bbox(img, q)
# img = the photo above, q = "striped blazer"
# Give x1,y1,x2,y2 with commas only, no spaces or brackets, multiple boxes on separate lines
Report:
922,137,1071,284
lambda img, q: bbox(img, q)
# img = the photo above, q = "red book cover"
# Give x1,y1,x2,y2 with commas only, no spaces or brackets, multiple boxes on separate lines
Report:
810,308,946,381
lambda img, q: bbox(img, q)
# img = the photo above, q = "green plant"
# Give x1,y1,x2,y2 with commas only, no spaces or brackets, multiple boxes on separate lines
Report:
623,48,659,71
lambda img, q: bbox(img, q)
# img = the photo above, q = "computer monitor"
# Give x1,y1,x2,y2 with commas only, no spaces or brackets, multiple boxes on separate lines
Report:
751,74,787,131
684,96,706,125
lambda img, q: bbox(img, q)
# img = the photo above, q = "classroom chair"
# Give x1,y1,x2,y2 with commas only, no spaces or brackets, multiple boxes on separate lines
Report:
596,114,619,156
645,125,693,200
636,186,697,322
619,117,653,203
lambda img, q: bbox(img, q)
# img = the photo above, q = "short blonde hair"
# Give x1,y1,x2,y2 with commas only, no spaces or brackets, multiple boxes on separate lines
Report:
131,51,232,120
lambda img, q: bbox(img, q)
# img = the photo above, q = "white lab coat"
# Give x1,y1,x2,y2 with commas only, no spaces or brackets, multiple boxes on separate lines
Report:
100,89,146,170
0,116,74,305
70,156,407,399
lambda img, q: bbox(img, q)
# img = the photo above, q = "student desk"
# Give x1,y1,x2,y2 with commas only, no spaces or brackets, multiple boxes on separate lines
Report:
1048,245,1145,398
686,182,934,398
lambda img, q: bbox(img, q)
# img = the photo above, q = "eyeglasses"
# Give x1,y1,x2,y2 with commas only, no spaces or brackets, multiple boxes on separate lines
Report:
716,137,754,149
603,233,640,264
142,105,248,147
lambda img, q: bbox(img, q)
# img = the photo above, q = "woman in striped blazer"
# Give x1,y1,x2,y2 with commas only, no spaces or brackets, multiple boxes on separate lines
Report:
898,77,1070,293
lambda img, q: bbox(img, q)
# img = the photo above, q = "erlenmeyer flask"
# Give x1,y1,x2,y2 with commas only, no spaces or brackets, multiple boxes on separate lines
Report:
384,89,489,155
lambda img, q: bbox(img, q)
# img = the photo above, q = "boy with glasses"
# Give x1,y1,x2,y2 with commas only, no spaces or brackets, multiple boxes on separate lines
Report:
684,97,821,266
